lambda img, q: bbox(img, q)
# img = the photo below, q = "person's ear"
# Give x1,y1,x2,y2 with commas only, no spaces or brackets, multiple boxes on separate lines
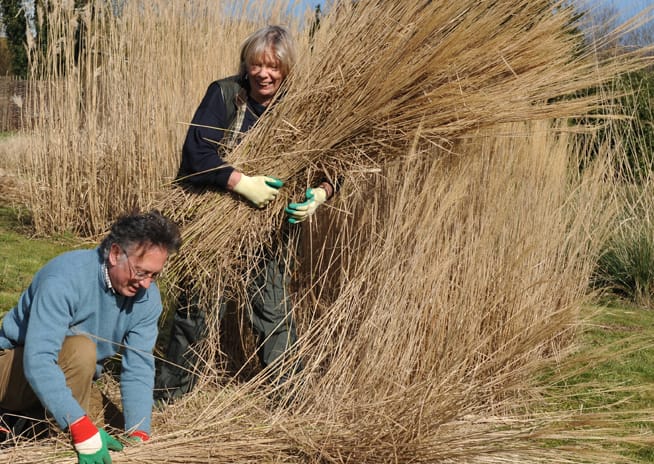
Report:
108,243,122,266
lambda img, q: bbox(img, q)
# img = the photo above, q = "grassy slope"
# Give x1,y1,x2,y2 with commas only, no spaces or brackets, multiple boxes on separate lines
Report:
584,303,654,393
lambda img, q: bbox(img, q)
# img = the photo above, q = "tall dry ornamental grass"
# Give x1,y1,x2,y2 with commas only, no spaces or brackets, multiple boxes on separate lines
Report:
155,0,649,377
6,0,654,462
23,0,307,235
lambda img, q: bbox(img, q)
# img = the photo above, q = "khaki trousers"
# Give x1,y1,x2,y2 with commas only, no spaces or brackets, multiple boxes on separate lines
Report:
0,335,97,420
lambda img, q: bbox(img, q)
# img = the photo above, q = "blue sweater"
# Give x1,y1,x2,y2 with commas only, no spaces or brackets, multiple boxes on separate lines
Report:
0,248,161,433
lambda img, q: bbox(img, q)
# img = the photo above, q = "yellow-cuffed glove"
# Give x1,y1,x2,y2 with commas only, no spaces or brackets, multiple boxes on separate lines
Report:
285,187,327,224
233,175,284,208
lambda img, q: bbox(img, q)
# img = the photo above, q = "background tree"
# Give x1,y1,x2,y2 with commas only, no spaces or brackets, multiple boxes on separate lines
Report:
0,0,28,77
0,37,12,75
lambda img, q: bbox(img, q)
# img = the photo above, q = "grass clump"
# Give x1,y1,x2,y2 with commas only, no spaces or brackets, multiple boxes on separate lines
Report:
590,71,654,309
595,224,654,308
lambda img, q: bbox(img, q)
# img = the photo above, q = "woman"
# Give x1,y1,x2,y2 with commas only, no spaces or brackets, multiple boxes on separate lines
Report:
156,25,336,403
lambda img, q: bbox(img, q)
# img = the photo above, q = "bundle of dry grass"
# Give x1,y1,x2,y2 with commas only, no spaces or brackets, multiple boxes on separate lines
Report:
155,0,649,388
144,4,654,462
159,0,646,302
148,120,650,462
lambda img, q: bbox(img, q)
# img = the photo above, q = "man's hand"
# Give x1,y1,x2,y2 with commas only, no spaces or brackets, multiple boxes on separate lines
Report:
232,174,284,208
70,415,123,464
285,187,328,224
126,430,149,443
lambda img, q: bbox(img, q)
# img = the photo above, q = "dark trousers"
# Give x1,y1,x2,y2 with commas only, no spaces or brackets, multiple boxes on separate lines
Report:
155,251,300,401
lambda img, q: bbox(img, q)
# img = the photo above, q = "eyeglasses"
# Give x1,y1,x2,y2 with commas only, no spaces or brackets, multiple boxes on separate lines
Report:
122,250,160,282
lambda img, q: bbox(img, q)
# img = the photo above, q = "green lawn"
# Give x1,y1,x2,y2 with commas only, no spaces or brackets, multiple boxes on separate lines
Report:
527,302,654,462
584,303,654,413
0,206,87,312
583,303,654,390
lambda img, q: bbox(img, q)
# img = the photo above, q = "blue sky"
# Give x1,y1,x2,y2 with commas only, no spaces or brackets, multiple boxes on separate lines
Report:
294,0,322,16
297,0,651,21
589,0,652,20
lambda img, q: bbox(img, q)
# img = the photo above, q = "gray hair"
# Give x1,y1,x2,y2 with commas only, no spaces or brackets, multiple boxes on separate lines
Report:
99,210,181,260
239,25,296,79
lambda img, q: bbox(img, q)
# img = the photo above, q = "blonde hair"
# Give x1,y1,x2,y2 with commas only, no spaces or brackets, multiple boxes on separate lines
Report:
239,25,296,79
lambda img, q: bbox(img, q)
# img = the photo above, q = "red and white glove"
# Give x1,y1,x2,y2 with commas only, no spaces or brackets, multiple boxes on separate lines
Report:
70,415,123,464
128,430,150,442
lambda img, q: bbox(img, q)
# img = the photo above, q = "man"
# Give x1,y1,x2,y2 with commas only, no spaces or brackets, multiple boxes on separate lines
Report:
0,210,181,463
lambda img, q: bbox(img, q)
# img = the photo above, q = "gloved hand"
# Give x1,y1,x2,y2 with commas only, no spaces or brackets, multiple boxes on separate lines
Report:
126,430,149,443
232,174,284,208
70,415,123,464
285,187,328,224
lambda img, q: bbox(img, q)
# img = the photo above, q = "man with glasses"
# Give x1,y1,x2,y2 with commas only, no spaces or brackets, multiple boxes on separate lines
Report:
0,210,181,463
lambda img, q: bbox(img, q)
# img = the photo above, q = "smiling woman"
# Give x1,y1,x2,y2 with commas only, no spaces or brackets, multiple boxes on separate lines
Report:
245,53,285,106
239,25,295,106
155,24,320,403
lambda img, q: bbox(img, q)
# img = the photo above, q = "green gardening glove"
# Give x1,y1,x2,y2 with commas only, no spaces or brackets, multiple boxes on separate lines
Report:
126,430,149,444
285,187,328,224
70,415,123,464
232,174,284,208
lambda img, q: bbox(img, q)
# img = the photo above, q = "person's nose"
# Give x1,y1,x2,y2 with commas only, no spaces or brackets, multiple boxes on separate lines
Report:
256,66,272,77
139,277,153,289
